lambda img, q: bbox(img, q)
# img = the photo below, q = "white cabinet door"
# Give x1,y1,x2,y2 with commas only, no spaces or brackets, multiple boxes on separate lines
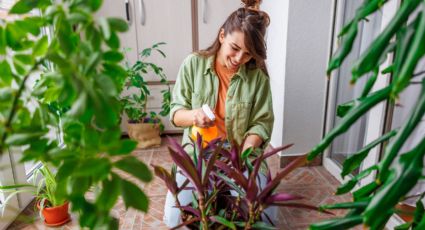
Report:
96,0,140,65
133,0,193,81
197,0,241,50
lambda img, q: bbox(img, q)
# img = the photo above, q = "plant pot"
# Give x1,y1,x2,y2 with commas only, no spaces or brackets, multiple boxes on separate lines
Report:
37,200,71,227
127,122,161,149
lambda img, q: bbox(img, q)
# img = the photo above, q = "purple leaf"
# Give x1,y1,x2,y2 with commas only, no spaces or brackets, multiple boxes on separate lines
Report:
167,145,203,192
195,133,203,178
151,164,178,194
215,160,248,190
258,154,307,201
263,143,294,160
176,205,201,217
246,152,263,202
170,217,201,230
203,148,218,186
264,193,303,205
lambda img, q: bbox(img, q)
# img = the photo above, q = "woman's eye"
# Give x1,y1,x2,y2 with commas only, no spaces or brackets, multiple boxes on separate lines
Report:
231,46,238,51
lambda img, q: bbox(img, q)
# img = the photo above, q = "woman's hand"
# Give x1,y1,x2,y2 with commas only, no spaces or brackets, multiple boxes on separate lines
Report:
173,108,214,128
242,134,263,152
192,108,214,128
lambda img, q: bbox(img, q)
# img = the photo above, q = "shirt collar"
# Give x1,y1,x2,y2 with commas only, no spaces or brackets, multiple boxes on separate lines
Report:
203,55,248,81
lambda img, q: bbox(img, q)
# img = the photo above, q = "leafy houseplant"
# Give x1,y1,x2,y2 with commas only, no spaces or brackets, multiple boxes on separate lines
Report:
120,42,171,148
152,135,328,230
306,0,425,229
1,164,70,226
0,0,152,228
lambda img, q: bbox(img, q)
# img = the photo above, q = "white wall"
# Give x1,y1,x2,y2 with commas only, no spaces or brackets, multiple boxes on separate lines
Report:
263,0,333,155
262,0,289,147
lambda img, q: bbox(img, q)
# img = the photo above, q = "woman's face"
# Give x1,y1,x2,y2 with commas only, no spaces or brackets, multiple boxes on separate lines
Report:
217,30,252,72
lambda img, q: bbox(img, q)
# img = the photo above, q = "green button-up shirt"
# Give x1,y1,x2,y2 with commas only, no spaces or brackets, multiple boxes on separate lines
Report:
170,54,274,148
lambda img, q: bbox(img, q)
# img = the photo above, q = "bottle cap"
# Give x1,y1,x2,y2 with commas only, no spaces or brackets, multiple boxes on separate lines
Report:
202,104,215,121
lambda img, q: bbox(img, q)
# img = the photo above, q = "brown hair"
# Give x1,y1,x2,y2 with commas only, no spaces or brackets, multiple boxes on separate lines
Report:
197,0,270,75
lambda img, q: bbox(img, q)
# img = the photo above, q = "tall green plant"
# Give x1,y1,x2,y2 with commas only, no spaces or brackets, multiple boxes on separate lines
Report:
0,0,152,228
309,0,425,229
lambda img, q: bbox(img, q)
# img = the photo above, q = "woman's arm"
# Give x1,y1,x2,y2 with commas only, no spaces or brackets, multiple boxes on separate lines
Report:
242,134,263,151
173,108,214,128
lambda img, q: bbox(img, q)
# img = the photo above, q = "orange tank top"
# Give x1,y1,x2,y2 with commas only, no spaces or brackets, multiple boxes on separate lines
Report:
214,59,236,139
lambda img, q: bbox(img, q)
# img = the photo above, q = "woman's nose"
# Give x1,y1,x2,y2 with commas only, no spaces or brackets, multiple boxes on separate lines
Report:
234,51,244,63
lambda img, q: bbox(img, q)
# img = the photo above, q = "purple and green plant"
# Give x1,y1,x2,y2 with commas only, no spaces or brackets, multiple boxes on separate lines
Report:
152,134,330,230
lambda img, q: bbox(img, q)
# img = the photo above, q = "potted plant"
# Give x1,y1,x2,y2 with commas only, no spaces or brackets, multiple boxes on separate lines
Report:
152,135,328,229
0,0,153,228
1,164,70,227
120,42,171,149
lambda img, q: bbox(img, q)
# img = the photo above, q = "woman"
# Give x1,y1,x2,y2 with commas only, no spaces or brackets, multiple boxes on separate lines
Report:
164,0,274,226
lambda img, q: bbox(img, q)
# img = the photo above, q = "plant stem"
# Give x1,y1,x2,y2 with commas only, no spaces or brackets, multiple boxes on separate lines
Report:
0,60,43,156
198,193,209,230
245,203,255,230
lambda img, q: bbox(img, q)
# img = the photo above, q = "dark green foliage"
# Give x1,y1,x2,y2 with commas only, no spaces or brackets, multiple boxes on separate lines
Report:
0,0,152,228
310,0,425,229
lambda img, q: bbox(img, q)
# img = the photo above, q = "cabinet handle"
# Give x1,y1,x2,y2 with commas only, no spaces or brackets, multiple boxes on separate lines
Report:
125,0,130,22
139,0,146,25
202,0,207,23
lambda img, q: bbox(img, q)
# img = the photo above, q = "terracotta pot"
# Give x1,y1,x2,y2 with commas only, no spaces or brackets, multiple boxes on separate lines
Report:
37,200,71,227
127,122,161,149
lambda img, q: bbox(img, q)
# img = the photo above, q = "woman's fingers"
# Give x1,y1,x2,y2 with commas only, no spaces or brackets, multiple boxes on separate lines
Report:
192,108,214,127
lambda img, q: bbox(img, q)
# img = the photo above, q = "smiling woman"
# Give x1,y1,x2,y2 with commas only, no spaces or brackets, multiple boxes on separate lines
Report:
165,0,275,228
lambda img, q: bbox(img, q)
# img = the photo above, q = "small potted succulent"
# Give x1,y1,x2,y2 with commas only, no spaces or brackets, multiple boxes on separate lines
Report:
0,164,70,227
120,42,171,148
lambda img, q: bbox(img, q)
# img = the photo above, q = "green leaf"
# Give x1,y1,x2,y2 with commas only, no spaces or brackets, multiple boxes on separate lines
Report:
74,158,111,177
108,139,137,156
336,100,355,118
309,216,363,230
98,17,111,40
119,177,149,212
251,221,276,230
89,0,103,11
67,92,87,117
0,61,13,85
5,132,47,146
105,31,120,49
96,176,120,211
335,179,357,195
0,27,7,55
56,160,77,182
107,18,128,32
14,54,34,66
10,0,38,14
341,130,397,178
114,156,152,182
211,216,236,230
33,36,49,57
241,147,253,160
15,18,41,36
0,88,14,101
103,50,124,62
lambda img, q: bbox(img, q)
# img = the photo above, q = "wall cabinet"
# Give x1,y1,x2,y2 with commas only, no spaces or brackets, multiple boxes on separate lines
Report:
96,0,240,132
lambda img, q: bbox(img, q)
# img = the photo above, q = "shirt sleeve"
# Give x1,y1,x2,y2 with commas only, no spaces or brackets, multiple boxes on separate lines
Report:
244,74,274,147
169,55,195,127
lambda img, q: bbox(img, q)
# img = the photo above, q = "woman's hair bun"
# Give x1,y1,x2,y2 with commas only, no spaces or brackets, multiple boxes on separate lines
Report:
242,0,261,10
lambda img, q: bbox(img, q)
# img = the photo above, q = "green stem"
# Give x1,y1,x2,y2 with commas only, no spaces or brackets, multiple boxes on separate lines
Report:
308,85,392,160
0,60,43,156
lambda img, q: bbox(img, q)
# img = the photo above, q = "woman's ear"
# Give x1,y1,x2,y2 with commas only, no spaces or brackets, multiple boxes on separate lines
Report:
219,29,225,44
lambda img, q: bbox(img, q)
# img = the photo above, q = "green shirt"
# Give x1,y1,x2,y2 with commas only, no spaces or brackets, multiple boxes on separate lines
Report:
170,53,274,148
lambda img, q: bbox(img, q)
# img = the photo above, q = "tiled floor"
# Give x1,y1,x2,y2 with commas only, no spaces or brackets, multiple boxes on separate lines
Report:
7,135,353,230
